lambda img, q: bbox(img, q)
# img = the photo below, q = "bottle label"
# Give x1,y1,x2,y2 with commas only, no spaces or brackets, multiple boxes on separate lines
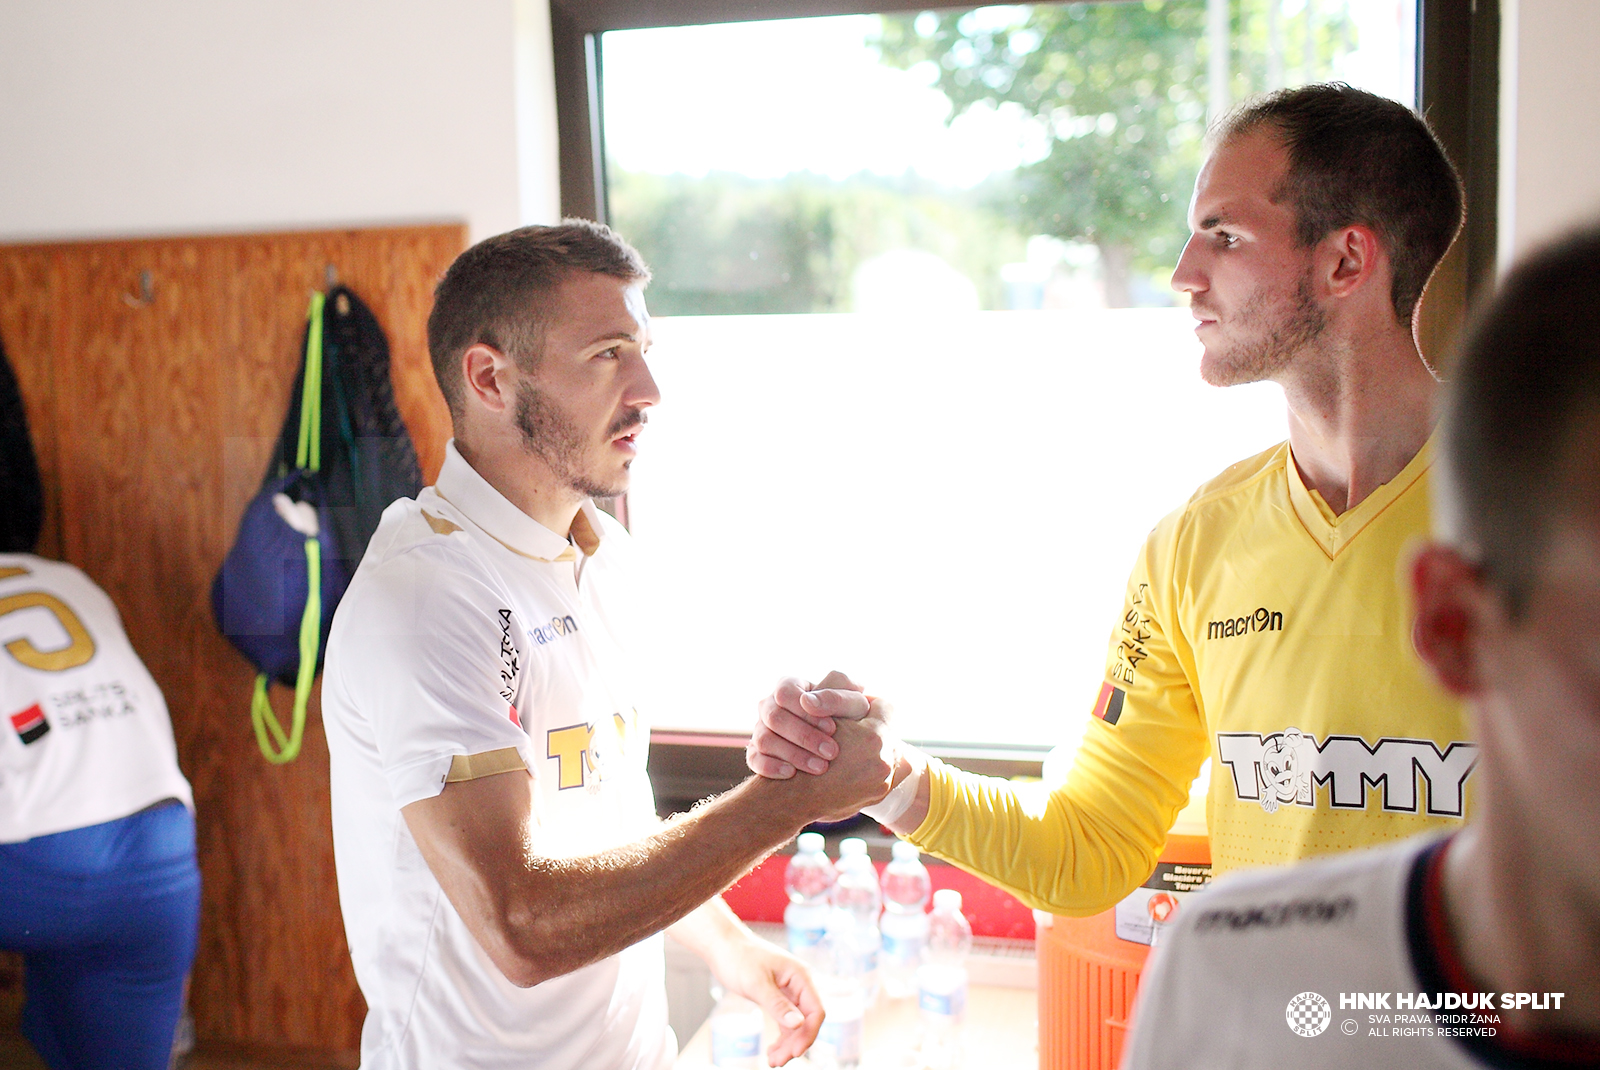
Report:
787,924,826,952
818,1013,863,1063
882,932,924,963
919,983,967,1018
711,1027,761,1062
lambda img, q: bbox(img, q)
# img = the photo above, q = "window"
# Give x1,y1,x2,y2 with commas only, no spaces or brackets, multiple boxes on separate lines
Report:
549,0,1487,753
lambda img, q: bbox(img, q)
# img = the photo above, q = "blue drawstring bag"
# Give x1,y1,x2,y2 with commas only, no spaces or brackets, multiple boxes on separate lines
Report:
213,287,422,763
211,470,351,685
212,292,339,763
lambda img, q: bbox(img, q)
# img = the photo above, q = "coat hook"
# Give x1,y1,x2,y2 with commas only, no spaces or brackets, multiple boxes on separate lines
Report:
122,270,154,309
324,263,338,289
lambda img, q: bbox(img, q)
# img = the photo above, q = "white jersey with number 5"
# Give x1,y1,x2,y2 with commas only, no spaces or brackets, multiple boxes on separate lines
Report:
0,553,192,843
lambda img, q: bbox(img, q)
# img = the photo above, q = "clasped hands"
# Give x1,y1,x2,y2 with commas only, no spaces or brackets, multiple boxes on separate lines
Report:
746,671,904,824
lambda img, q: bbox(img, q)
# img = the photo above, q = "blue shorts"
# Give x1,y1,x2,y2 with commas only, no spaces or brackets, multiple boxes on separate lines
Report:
0,801,201,1070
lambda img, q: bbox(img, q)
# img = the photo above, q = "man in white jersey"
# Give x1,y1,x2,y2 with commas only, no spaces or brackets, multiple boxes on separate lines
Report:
0,552,198,1069
1121,224,1600,1068
749,85,1473,909
321,221,892,1070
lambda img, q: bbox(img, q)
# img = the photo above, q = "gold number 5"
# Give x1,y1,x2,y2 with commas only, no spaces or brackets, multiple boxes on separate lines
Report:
0,591,97,672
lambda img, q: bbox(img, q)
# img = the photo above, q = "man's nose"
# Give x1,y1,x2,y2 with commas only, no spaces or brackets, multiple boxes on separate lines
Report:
625,352,660,409
1171,234,1205,294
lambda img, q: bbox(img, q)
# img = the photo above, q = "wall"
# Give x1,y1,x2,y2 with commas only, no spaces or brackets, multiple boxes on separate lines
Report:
0,0,560,245
1499,0,1600,265
0,226,464,1056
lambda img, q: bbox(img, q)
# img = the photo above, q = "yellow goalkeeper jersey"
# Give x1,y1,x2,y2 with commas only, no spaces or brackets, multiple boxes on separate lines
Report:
908,437,1474,915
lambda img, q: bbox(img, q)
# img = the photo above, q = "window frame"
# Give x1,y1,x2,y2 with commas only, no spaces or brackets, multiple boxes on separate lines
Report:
548,0,1496,796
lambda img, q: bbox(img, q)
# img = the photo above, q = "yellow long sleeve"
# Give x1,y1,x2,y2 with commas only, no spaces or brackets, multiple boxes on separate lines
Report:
904,441,1474,911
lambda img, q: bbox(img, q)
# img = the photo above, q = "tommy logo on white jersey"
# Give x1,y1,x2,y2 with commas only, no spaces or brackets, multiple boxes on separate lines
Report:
1216,728,1478,817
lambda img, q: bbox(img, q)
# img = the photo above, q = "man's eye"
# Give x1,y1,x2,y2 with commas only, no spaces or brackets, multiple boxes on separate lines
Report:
1216,232,1239,249
598,346,621,359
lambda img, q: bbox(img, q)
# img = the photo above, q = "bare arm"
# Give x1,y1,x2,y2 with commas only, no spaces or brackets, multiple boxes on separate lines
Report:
669,899,824,1066
402,717,892,989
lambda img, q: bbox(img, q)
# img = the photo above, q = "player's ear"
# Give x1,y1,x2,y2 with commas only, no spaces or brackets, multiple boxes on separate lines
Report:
1323,224,1382,299
462,343,518,414
1410,543,1487,696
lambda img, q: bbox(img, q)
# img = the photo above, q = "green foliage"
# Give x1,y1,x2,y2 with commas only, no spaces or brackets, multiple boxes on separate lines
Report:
1228,0,1360,102
608,1,1365,315
609,169,1029,315
875,2,1209,272
873,1,1359,282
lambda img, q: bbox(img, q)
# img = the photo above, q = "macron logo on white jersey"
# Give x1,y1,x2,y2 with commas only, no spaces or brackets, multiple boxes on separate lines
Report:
1216,728,1478,817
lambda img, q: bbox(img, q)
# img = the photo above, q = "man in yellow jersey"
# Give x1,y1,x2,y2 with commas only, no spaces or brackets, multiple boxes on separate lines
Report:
1123,223,1600,1069
748,84,1473,912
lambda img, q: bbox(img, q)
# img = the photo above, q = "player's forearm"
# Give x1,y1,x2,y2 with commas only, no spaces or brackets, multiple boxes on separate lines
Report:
486,774,814,986
907,761,1165,916
667,896,757,981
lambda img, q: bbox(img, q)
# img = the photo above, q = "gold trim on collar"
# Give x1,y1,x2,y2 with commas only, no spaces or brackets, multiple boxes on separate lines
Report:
487,534,579,563
421,510,462,536
431,490,594,563
444,747,528,783
570,507,602,558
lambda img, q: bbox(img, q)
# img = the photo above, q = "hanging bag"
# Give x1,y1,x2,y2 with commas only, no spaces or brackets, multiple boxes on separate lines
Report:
213,285,423,763
212,293,347,762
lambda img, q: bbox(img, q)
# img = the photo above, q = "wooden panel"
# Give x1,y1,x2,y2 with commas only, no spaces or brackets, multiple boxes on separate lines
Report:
0,224,465,1057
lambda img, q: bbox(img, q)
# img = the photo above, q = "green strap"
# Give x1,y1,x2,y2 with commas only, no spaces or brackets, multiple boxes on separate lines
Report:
251,536,321,763
295,291,325,474
255,291,327,764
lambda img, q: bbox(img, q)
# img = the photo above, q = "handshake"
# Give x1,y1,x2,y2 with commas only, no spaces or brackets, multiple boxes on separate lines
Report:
745,671,931,833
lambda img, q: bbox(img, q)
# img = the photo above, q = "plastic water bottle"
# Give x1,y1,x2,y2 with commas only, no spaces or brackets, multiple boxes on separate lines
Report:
708,981,763,1069
813,909,867,1069
784,831,836,958
832,837,882,1001
879,840,931,999
915,888,972,1070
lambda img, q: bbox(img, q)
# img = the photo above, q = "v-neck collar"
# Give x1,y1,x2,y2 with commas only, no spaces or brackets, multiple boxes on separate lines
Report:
1285,434,1434,560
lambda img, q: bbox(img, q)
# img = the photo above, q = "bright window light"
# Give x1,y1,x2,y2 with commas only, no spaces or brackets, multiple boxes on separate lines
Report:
602,2,1416,747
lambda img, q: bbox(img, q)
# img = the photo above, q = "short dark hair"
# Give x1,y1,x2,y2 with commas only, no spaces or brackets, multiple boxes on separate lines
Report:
1215,83,1464,326
427,219,650,415
1441,222,1600,615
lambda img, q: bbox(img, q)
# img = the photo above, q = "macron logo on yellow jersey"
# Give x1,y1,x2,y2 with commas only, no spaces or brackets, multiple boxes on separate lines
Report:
1206,606,1285,640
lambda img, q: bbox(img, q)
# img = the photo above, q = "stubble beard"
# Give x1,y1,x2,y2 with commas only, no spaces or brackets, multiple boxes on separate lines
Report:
1199,270,1328,388
513,381,629,500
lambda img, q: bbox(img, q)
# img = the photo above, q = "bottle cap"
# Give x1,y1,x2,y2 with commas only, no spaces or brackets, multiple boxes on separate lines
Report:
890,841,920,862
933,888,962,911
839,837,868,856
796,831,824,853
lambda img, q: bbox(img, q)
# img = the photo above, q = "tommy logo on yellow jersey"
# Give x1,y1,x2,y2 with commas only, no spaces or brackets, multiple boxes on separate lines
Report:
1216,727,1477,818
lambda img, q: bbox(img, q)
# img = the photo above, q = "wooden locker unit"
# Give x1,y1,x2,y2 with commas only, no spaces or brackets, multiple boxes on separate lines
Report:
0,224,465,1059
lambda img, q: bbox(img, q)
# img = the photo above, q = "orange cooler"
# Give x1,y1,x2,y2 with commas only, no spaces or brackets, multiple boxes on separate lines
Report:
1036,784,1211,1070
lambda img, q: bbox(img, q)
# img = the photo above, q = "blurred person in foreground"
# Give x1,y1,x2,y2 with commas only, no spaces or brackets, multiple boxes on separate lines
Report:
1121,223,1600,1067
750,83,1476,915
